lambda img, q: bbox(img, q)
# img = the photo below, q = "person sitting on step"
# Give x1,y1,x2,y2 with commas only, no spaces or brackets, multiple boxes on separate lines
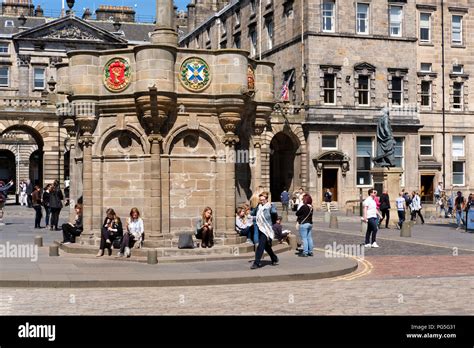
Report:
97,208,123,257
61,204,83,244
235,206,254,244
117,207,144,258
196,207,214,248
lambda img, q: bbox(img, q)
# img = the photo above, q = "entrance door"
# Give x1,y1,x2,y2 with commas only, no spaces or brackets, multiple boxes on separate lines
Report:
420,174,434,203
322,168,338,202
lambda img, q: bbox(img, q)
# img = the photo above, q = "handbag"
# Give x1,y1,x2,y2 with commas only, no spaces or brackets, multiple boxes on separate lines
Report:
178,233,194,249
296,206,313,230
112,236,122,249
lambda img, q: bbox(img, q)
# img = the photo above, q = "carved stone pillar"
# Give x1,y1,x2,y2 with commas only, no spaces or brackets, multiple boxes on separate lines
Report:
148,134,163,237
62,117,77,215
78,136,94,235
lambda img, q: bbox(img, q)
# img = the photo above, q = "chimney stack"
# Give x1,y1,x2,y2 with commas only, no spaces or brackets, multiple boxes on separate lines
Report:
150,0,178,46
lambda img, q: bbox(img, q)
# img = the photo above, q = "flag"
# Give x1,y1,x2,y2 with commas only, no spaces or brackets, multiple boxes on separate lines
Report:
280,70,294,102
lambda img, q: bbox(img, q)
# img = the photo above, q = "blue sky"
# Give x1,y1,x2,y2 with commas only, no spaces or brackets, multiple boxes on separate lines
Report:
35,0,191,20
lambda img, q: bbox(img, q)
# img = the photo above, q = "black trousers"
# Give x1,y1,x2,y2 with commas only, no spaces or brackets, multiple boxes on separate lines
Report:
379,209,390,228
365,217,378,244
33,205,42,227
254,231,278,265
50,208,61,229
120,233,136,253
411,210,425,224
62,223,82,243
397,210,406,228
99,228,119,250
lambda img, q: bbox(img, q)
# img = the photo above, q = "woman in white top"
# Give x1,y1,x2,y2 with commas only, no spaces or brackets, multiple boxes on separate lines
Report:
118,207,144,258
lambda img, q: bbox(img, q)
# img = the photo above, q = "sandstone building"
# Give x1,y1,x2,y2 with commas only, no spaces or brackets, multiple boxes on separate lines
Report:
180,0,473,209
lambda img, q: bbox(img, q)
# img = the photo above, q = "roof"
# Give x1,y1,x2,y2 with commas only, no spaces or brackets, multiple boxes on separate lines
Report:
90,20,155,43
0,15,48,36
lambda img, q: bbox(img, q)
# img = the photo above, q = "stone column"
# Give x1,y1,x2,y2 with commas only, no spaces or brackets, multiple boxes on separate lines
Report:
149,134,163,237
252,117,266,191
151,0,178,45
371,167,404,228
78,136,94,236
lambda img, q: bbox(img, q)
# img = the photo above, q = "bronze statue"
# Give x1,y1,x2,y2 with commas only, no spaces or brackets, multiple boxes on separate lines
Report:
373,108,396,167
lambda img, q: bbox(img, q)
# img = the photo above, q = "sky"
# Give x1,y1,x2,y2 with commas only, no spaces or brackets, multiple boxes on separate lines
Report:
35,0,191,21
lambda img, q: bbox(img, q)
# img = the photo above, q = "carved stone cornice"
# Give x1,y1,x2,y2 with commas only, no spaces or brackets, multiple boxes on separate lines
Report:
62,117,77,138
17,55,31,66
78,135,94,148
45,25,101,41
218,112,241,135
136,88,176,135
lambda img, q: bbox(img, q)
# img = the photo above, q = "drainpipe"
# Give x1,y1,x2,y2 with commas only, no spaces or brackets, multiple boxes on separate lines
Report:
259,0,262,60
441,0,446,189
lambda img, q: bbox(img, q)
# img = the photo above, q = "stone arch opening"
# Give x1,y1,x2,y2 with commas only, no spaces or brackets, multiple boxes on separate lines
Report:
0,125,44,188
0,149,15,195
270,132,298,201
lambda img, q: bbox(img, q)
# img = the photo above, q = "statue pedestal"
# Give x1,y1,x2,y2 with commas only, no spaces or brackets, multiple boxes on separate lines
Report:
371,167,403,229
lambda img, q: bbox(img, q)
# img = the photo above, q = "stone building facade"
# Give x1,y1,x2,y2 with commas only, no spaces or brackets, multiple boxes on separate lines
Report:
0,1,155,196
180,0,473,208
54,0,275,237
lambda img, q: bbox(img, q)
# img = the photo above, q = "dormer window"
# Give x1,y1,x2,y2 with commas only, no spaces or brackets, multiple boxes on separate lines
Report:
453,65,464,74
5,20,14,28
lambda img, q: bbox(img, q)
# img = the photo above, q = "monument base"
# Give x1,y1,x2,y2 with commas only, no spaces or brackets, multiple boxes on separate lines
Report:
370,167,403,229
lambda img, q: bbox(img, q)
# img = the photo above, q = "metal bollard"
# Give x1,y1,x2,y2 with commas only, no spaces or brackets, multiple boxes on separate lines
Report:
329,215,339,229
49,245,59,256
147,249,158,264
34,236,43,247
401,221,412,237
324,212,331,223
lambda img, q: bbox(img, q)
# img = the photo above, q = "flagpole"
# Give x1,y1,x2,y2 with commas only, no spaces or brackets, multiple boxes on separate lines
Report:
61,0,65,17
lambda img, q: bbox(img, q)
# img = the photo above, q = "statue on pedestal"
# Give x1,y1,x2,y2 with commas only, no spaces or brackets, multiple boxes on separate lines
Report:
373,108,396,167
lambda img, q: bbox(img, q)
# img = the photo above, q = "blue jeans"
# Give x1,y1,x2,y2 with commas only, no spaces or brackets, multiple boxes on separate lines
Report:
44,206,51,226
299,223,313,255
456,210,464,227
365,217,378,244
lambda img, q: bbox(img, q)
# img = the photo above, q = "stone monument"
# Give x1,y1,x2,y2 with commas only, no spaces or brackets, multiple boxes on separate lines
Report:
370,108,403,228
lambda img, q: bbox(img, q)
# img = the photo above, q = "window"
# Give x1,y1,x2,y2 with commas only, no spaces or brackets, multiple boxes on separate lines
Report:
452,15,462,44
0,43,8,53
0,66,8,87
453,65,463,74
34,68,45,89
357,137,373,186
357,3,369,34
234,34,241,49
250,28,257,56
391,77,403,106
420,135,433,156
390,6,402,37
358,75,370,105
452,136,465,157
266,20,274,50
420,13,431,42
235,10,241,27
323,73,335,104
322,135,337,149
452,161,464,185
453,82,463,110
421,81,431,108
322,0,335,32
420,63,432,72
394,137,405,185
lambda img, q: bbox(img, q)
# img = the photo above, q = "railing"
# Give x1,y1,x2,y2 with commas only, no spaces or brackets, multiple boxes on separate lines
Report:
0,97,49,108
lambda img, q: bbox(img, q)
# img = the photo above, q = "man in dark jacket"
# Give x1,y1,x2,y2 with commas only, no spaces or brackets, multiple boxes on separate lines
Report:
378,189,391,228
49,180,64,231
26,179,33,208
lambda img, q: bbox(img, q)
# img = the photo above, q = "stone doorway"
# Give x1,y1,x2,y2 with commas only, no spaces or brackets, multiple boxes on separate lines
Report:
322,168,338,202
420,174,435,204
0,150,15,193
270,132,297,201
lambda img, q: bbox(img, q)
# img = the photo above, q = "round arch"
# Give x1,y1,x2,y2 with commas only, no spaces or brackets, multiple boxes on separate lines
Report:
164,124,220,155
96,124,150,156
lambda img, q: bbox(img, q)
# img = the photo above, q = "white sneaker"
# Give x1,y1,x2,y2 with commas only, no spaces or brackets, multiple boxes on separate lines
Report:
124,247,131,257
364,243,372,248
116,252,124,258
372,242,379,248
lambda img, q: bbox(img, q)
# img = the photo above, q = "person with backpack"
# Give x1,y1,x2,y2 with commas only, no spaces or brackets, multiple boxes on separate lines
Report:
454,191,466,230
0,180,14,225
49,180,64,231
324,189,332,212
280,188,290,213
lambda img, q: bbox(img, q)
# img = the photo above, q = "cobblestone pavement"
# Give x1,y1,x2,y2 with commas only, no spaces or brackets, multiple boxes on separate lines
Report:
0,204,473,315
0,275,472,315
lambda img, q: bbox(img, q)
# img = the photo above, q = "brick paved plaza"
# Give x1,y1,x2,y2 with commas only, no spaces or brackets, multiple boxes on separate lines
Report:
0,204,472,316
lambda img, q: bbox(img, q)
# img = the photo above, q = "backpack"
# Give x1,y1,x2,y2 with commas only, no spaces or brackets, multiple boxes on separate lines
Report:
178,233,194,249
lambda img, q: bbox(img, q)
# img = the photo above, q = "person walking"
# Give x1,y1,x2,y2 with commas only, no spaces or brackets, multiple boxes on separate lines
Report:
97,208,123,257
42,184,52,229
324,189,332,213
19,181,27,206
31,185,43,229
118,208,144,257
26,179,33,208
296,194,314,257
362,188,379,248
280,188,290,213
395,192,406,229
61,204,83,244
0,180,14,225
454,191,466,230
251,192,279,269
49,180,64,231
410,191,425,224
379,189,391,229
